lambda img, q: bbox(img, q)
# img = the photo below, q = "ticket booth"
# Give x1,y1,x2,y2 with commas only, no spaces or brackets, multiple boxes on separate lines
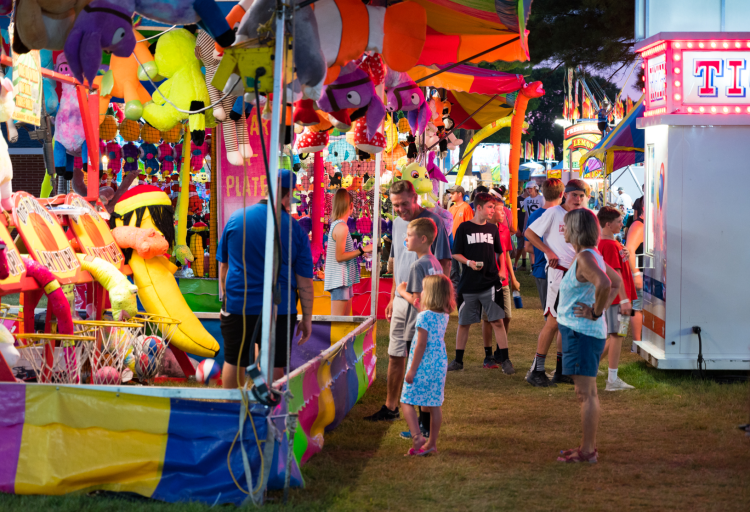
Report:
634,28,750,369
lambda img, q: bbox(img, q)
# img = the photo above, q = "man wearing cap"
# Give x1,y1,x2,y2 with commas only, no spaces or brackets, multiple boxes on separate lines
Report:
614,187,633,211
524,179,590,387
217,169,314,388
447,184,473,294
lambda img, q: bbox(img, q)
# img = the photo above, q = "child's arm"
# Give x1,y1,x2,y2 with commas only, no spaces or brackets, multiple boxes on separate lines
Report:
396,282,415,306
505,251,520,291
616,269,631,315
405,327,428,384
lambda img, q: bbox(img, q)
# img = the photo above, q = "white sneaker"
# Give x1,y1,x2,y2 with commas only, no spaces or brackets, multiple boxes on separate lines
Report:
605,377,635,391
597,369,606,377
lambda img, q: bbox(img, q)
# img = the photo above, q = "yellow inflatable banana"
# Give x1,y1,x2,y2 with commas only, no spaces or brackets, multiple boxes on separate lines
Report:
111,185,219,358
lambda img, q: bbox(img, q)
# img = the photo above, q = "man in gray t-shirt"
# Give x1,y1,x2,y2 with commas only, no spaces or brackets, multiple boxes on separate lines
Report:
364,180,452,423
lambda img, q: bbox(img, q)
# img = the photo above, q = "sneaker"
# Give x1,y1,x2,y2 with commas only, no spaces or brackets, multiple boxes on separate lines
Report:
551,372,575,385
364,405,399,421
526,370,555,387
399,429,430,440
605,377,635,391
597,369,606,377
483,357,499,369
447,359,464,371
501,359,516,375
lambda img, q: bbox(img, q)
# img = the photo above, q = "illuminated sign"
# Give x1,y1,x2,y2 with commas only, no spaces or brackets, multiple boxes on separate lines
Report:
562,123,601,171
637,36,750,116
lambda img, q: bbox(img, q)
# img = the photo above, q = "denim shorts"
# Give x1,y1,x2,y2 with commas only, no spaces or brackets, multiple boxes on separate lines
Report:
329,285,354,301
633,287,643,311
559,325,606,377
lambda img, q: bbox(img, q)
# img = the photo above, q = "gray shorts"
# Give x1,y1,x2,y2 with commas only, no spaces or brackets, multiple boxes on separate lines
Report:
535,277,547,310
388,295,416,357
633,287,643,311
329,285,353,301
605,304,620,335
481,285,511,321
458,284,505,326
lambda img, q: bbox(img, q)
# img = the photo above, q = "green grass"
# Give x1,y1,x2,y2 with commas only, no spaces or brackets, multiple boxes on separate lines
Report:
1,271,749,511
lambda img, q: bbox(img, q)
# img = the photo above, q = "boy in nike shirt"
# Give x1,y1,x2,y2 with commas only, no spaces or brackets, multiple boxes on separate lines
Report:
448,193,514,374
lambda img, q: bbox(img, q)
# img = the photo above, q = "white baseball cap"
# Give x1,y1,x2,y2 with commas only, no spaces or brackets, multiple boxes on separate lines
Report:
525,181,539,189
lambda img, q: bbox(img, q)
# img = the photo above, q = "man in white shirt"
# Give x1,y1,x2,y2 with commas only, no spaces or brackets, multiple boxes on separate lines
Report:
524,179,590,387
613,187,633,211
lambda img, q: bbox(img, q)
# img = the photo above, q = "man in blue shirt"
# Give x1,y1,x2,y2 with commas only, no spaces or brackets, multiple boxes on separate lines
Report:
217,169,314,388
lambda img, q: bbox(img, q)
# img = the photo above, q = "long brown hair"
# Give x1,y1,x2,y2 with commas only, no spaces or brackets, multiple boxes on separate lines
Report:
421,274,456,314
330,188,352,221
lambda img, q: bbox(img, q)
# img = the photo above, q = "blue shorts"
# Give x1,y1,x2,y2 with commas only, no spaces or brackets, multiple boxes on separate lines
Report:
633,287,643,311
329,285,353,301
559,325,606,377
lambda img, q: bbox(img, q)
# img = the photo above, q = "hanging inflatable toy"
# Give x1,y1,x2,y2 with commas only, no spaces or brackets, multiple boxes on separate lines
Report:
53,52,87,181
384,69,430,135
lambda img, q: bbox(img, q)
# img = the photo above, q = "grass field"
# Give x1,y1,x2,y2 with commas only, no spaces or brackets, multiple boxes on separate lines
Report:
1,271,748,511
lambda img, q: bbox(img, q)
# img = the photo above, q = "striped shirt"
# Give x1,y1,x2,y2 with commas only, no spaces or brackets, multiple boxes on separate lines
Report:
324,219,360,291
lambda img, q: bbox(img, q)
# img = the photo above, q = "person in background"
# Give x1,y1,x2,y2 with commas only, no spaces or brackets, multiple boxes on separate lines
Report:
526,179,564,312
625,203,644,348
610,187,633,211
448,185,473,295
364,180,452,422
514,186,530,270
399,274,455,457
597,99,612,136
524,179,590,387
325,189,373,315
470,185,489,210
449,193,514,374
520,181,544,269
597,207,636,391
218,169,313,388
556,208,621,463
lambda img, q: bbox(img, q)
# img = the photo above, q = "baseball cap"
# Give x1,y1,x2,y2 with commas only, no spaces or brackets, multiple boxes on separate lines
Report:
525,181,539,189
447,185,465,194
280,169,297,189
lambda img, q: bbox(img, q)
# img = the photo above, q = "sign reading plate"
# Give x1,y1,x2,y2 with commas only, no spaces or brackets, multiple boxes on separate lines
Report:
65,193,125,268
13,192,81,283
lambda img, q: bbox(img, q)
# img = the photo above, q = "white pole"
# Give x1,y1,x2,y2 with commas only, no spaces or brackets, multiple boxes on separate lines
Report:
260,6,286,385
370,84,384,320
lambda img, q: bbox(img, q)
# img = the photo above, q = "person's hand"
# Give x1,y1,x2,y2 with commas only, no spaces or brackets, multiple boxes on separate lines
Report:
573,302,598,320
619,301,632,316
296,315,312,345
362,244,374,254
405,369,415,384
385,299,394,321
467,260,479,271
512,278,521,292
545,250,560,269
621,247,631,260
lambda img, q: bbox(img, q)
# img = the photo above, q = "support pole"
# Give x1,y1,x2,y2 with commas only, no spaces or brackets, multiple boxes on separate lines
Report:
370,83,384,320
260,7,287,386
310,152,325,265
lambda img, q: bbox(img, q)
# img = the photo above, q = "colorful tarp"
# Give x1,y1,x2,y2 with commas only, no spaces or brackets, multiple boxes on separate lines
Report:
446,90,514,130
580,96,645,177
415,0,531,65
407,64,525,95
0,383,298,505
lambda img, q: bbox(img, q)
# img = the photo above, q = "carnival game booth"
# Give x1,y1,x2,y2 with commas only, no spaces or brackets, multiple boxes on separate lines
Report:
0,0,540,506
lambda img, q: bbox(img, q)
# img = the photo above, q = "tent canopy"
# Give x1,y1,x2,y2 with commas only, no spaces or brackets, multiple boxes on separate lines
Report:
407,64,525,94
580,96,645,176
446,91,514,130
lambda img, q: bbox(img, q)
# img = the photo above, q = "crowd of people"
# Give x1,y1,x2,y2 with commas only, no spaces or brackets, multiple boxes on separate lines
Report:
363,176,645,461
215,168,645,461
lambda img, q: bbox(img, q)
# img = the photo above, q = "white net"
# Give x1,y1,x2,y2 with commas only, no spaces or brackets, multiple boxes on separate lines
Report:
15,332,97,384
74,320,145,385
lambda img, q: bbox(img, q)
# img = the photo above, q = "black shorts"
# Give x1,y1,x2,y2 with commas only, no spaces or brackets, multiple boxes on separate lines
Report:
220,312,293,368
598,121,608,133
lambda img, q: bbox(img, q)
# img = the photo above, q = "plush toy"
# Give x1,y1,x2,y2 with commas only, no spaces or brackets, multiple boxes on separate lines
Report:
326,139,355,164
0,78,14,211
157,142,175,175
77,254,138,321
191,138,210,173
112,226,169,260
93,28,153,120
195,30,251,166
141,29,210,145
122,142,139,173
12,0,85,54
401,161,438,207
385,69,430,135
139,142,160,175
39,49,59,115
53,52,88,181
64,0,234,85
317,62,385,140
188,221,208,276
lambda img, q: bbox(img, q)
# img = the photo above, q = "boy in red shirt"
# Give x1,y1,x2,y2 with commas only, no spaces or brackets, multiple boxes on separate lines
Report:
597,207,637,391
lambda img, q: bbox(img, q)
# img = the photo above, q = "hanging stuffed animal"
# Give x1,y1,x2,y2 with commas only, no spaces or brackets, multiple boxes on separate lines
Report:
119,119,140,175
0,77,14,211
191,138,211,173
63,0,234,84
157,142,175,175
53,52,87,181
401,161,438,208
141,29,210,145
11,1,83,54
195,30,252,166
384,69,430,135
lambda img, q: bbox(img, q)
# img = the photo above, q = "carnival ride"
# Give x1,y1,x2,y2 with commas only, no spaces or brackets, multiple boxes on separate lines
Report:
0,0,544,505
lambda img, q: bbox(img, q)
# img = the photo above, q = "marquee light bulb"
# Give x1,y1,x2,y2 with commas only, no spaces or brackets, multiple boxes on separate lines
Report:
687,42,693,48
674,42,681,48
710,42,717,48
675,80,681,87
674,68,681,74
735,107,741,113
747,106,750,112
699,107,705,112
674,54,681,61
736,42,741,48
687,107,693,112
711,106,717,113
723,42,729,48
674,94,681,100
723,107,729,113
699,42,704,48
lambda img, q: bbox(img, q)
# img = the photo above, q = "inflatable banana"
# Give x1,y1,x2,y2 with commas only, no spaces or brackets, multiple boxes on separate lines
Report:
110,185,219,358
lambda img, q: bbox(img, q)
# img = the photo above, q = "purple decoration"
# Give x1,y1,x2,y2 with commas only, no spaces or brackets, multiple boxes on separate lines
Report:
346,216,357,234
298,216,312,234
425,151,448,183
384,70,430,134
381,218,392,235
317,63,385,139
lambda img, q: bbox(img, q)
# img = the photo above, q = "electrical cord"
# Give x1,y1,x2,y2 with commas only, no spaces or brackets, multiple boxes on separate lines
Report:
693,326,706,379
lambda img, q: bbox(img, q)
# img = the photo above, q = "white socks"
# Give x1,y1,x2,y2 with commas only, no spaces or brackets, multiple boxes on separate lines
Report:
608,368,618,382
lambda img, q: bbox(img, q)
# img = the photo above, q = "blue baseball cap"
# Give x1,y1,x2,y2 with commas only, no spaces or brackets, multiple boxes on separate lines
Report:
280,169,297,189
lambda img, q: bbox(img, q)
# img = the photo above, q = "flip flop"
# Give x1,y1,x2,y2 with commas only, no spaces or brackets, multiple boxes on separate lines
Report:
417,446,438,457
557,448,597,463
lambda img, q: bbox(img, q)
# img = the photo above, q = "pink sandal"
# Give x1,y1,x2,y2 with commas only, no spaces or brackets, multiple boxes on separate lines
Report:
404,433,427,456
417,446,438,457
557,448,597,463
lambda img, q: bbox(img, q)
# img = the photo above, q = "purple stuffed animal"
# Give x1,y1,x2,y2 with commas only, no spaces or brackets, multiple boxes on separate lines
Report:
317,62,385,139
65,0,234,84
384,69,430,135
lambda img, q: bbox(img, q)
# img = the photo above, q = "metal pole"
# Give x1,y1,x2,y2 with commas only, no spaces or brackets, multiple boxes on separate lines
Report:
370,83,383,320
260,5,286,386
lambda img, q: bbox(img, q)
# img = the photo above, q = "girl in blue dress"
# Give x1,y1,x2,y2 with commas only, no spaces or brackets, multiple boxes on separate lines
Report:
400,274,455,456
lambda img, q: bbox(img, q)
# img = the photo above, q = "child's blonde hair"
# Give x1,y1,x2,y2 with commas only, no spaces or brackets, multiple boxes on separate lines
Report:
330,188,352,221
407,218,437,245
420,274,456,314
